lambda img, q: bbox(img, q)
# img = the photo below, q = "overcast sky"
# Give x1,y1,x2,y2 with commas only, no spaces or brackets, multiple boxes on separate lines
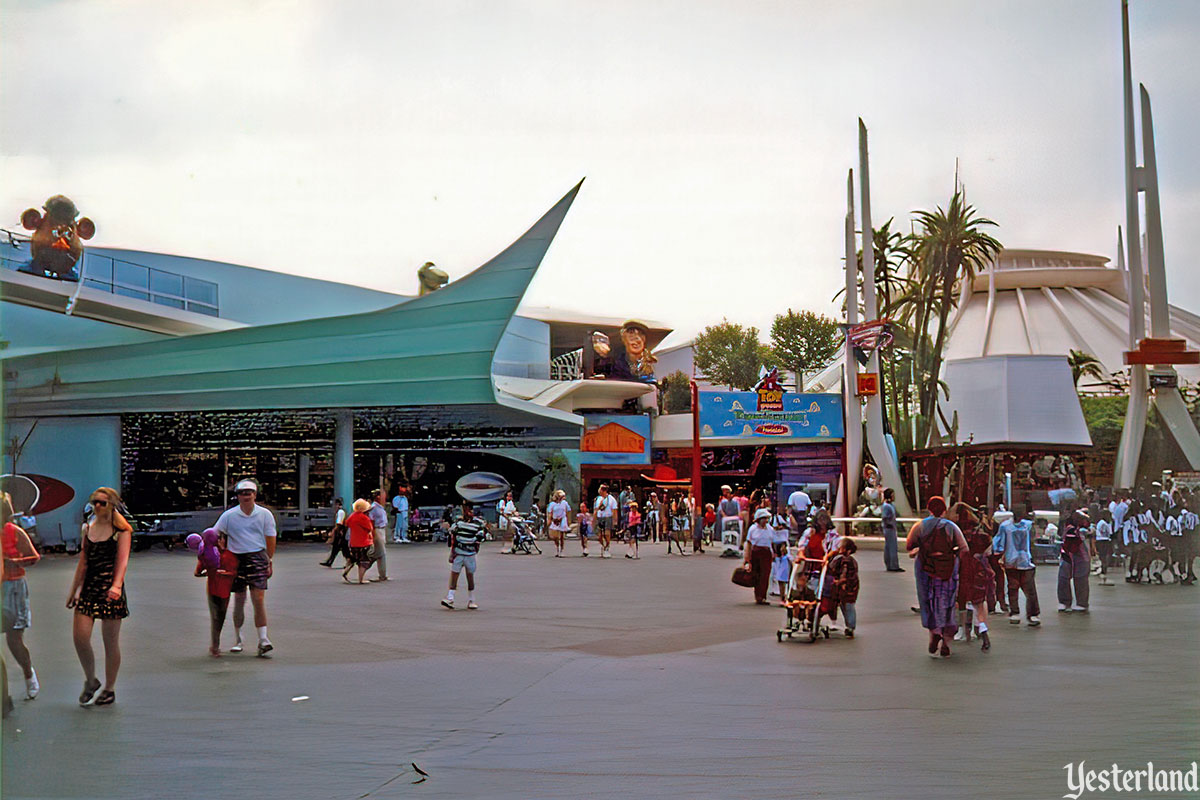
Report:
3,1,1198,347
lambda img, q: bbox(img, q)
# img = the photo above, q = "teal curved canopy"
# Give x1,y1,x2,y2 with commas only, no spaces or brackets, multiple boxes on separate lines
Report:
4,181,583,418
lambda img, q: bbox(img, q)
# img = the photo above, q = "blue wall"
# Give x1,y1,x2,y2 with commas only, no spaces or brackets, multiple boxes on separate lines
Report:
83,246,409,325
1,302,166,357
493,316,550,379
5,416,121,547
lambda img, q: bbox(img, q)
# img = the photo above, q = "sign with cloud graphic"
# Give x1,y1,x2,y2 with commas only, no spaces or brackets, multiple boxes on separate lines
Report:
696,390,843,442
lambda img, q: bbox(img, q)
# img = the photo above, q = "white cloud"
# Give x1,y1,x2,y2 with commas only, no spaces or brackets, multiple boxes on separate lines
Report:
2,0,1198,338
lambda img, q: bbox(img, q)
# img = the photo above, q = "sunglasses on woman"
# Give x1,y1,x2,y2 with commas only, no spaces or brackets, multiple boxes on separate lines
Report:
91,499,109,507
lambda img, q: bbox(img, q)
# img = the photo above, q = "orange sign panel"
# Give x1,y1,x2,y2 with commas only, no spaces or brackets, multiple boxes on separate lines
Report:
856,373,879,396
581,422,647,453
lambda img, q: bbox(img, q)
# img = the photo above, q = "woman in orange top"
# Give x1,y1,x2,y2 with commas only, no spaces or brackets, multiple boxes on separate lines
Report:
67,486,133,706
3,492,41,703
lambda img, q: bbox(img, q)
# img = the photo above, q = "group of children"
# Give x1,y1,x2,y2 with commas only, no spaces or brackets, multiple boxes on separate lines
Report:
749,507,860,639
1102,491,1198,584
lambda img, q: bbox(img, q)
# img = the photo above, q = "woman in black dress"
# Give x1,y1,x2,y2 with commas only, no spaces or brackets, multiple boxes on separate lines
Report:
67,487,132,707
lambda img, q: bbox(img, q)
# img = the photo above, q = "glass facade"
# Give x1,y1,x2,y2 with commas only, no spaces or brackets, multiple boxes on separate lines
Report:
83,254,219,316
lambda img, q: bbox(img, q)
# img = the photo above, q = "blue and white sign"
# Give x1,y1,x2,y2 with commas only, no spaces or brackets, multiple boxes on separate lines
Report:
697,391,844,442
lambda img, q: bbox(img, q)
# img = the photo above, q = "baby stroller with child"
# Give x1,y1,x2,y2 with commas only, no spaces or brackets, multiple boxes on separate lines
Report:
508,511,543,555
776,554,832,643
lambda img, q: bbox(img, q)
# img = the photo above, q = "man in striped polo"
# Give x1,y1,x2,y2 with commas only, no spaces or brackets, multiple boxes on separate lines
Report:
441,503,484,610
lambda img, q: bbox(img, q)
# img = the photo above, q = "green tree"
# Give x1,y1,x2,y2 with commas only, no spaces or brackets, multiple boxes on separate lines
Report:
1068,349,1106,388
769,309,842,391
903,191,1002,446
693,320,775,391
527,451,580,507
659,370,693,414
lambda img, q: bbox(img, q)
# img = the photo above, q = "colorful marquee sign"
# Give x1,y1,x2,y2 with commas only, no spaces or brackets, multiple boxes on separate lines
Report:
697,379,843,443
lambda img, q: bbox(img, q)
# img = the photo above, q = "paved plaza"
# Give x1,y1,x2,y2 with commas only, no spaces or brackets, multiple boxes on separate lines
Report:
3,541,1198,799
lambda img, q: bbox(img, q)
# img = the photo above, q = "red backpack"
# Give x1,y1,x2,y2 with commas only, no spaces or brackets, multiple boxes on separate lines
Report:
918,517,959,580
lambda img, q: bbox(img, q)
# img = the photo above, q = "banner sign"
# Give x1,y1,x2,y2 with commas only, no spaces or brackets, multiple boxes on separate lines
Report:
580,413,652,465
698,378,844,442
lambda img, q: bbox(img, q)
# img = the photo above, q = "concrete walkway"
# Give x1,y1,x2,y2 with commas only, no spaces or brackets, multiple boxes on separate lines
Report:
3,541,1197,799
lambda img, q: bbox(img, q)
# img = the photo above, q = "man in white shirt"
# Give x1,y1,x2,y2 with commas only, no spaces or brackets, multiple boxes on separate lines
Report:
787,488,812,533
319,497,348,568
593,484,618,559
214,479,277,657
1109,495,1127,532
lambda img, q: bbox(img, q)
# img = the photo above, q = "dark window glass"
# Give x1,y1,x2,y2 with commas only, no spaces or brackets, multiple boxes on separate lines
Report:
115,261,149,289
115,286,149,301
184,277,218,305
84,279,113,293
85,256,113,283
187,302,219,317
153,295,185,309
150,269,183,297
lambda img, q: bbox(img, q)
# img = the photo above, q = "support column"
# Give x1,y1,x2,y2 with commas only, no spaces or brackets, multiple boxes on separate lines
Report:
1114,0,1149,489
298,454,311,514
859,119,912,516
334,410,354,505
1138,85,1200,469
838,169,863,520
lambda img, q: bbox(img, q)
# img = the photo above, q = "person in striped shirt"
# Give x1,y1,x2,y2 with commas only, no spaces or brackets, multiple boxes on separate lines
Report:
441,503,484,610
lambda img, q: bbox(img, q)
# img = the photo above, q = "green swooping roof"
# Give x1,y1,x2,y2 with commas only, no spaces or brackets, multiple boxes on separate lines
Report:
5,181,583,418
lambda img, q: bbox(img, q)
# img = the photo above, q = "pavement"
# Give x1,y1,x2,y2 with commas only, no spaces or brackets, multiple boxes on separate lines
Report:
3,539,1198,800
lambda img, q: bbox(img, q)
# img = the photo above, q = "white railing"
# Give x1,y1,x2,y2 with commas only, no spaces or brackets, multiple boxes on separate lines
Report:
550,348,583,381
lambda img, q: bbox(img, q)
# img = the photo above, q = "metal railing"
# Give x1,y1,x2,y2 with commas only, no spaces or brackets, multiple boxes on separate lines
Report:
1,232,220,317
550,347,583,381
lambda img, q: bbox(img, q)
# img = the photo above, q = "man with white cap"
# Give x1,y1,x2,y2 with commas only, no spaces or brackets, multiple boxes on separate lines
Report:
214,479,277,657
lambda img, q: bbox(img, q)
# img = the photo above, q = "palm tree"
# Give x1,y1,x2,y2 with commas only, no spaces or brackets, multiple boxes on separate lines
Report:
1068,349,1106,389
906,191,1002,446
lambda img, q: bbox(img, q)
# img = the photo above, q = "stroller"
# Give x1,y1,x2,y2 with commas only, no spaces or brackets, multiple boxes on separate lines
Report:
777,554,831,643
509,512,543,555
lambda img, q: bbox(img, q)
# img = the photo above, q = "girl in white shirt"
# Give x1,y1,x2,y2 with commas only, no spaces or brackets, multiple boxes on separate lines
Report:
1093,511,1113,584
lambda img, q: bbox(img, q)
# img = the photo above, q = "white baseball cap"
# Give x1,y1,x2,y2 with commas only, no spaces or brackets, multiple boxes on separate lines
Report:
754,508,771,521
234,479,258,493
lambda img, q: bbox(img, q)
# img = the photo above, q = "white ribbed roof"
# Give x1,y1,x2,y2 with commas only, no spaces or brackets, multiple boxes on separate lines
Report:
943,249,1200,387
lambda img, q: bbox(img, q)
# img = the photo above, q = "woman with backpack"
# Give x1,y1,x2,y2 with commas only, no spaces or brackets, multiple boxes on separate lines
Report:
906,496,969,658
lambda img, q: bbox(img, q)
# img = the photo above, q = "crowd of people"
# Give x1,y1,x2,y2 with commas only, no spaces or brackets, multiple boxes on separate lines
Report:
6,473,1197,715
905,479,1199,659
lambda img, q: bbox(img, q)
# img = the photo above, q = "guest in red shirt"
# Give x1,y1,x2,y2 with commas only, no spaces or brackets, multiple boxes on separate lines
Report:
3,492,41,703
194,532,239,657
342,500,377,585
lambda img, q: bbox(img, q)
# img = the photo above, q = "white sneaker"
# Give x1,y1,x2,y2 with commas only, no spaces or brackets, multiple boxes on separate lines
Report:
1028,616,1041,626
441,597,454,609
1057,604,1070,613
467,600,479,610
953,630,966,642
1071,605,1088,613
25,671,39,700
